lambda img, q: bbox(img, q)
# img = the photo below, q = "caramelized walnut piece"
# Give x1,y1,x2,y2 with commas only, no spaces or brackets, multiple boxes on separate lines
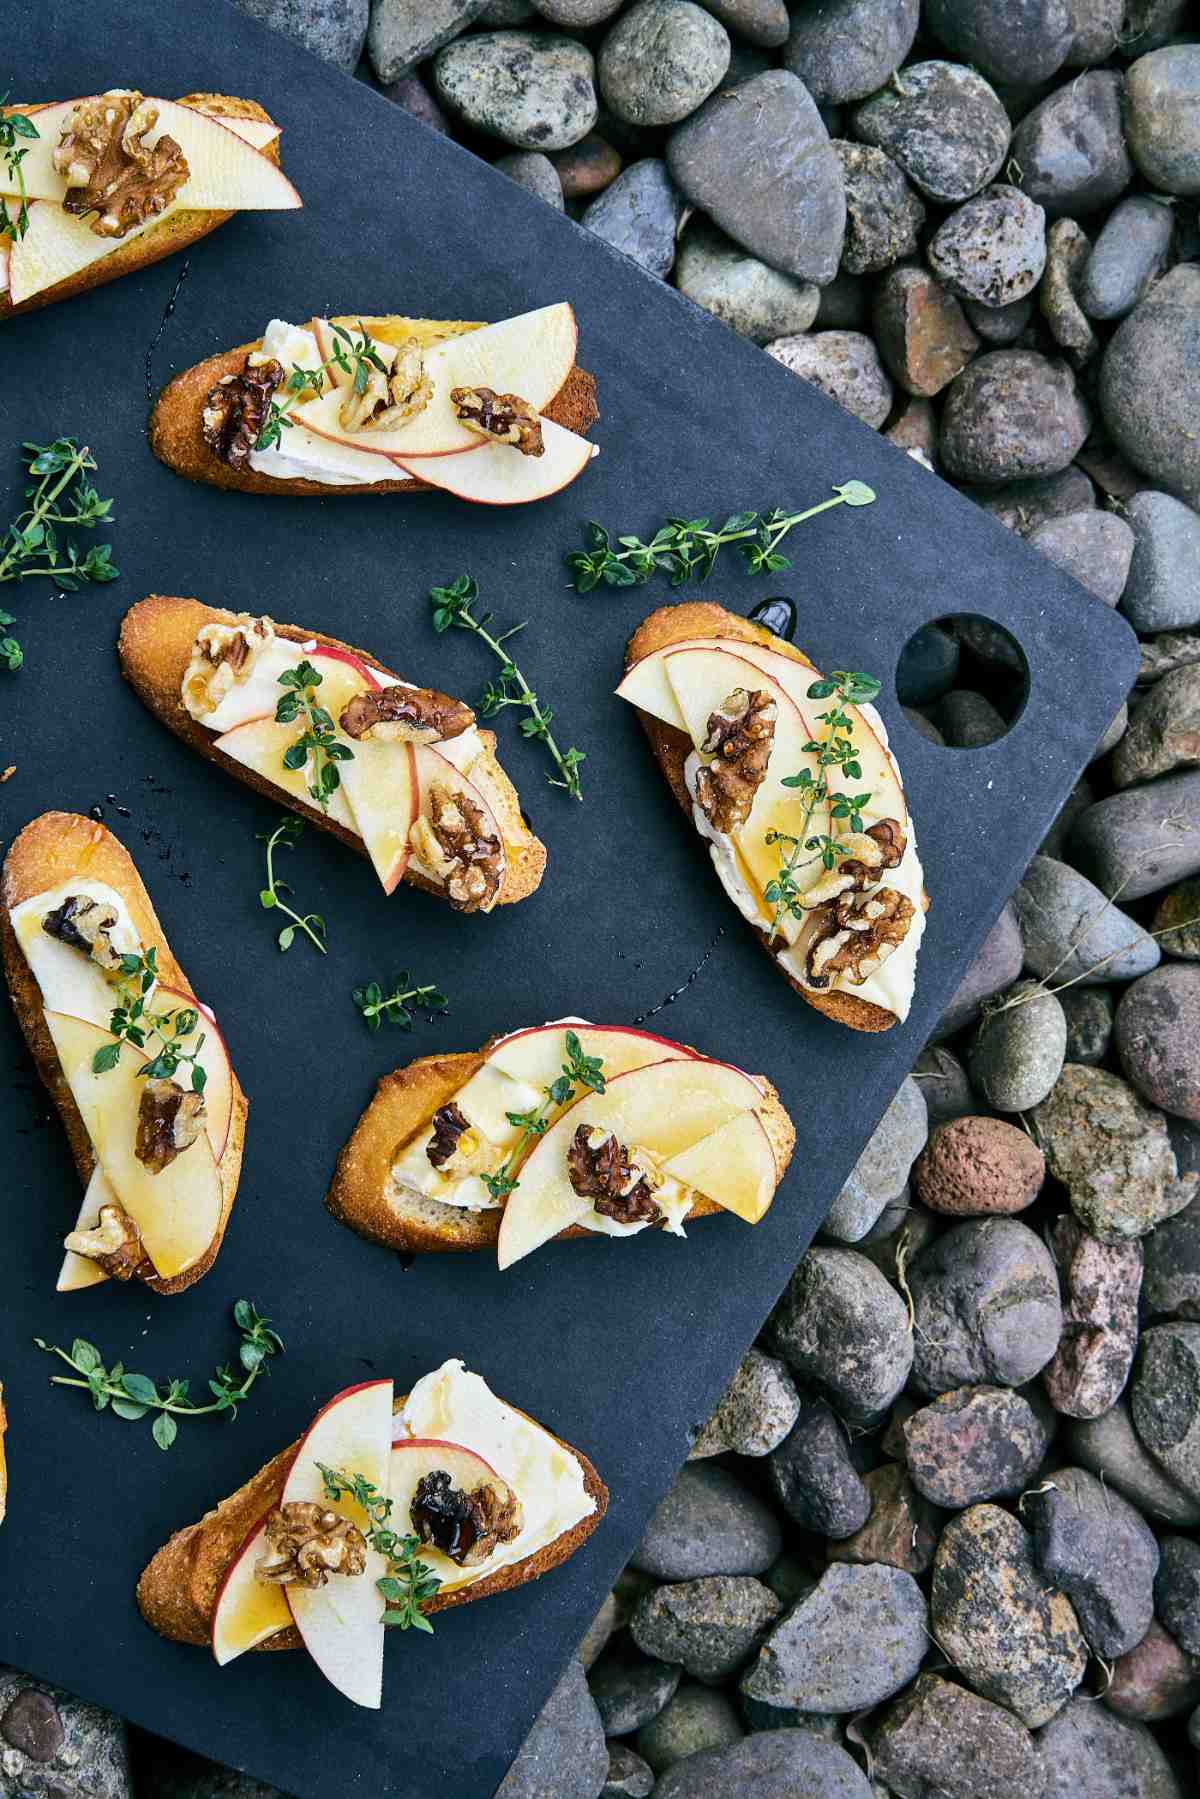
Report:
41,894,124,972
411,1468,523,1568
427,1101,471,1170
54,92,189,239
451,386,544,458
416,782,503,913
338,338,432,432
183,614,275,719
256,1503,368,1588
694,688,777,833
63,1202,143,1280
805,887,915,990
567,1123,662,1226
799,817,908,911
134,1077,207,1175
202,354,283,469
339,684,474,745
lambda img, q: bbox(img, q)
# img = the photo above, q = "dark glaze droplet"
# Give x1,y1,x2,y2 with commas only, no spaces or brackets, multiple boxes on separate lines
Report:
749,596,797,642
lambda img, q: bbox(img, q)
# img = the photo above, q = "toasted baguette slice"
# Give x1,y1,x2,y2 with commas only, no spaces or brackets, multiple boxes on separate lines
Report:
119,595,547,908
0,95,285,321
0,812,247,1294
327,1032,795,1256
137,1389,607,1650
149,321,599,497
624,602,930,1035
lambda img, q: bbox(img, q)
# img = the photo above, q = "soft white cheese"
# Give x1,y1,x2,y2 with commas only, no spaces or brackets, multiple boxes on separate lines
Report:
396,1359,596,1590
246,319,413,489
390,1062,542,1213
582,1173,693,1239
9,880,142,1027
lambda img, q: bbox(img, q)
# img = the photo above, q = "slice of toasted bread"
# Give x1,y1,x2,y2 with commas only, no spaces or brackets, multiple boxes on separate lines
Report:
624,602,930,1035
149,326,599,495
136,1391,608,1650
0,95,283,321
0,812,247,1294
326,1033,795,1256
118,595,547,908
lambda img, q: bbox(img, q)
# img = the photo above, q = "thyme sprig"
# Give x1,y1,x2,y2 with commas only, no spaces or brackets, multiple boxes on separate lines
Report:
317,1465,442,1632
762,670,882,935
568,481,876,591
34,1300,283,1451
258,816,327,954
0,98,39,243
0,438,118,671
430,574,586,801
275,659,355,811
353,974,449,1032
90,945,207,1091
483,1028,606,1201
256,322,389,451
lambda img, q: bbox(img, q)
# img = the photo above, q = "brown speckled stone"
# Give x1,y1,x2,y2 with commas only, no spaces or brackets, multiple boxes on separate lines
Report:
553,131,621,198
904,1385,1054,1508
1043,1214,1142,1420
2,1690,64,1762
913,1115,1045,1217
1105,1619,1200,1722
828,1461,942,1575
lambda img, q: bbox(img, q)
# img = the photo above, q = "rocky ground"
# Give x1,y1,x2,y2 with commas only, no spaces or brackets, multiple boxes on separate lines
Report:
6,0,1200,1794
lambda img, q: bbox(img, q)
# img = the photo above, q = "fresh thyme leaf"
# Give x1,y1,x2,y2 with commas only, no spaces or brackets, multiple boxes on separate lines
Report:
257,816,327,955
482,1030,608,1201
318,1463,442,1632
89,947,209,1087
353,973,449,1032
0,97,39,244
275,659,354,811
0,437,118,671
568,482,877,591
429,574,586,801
34,1300,283,1448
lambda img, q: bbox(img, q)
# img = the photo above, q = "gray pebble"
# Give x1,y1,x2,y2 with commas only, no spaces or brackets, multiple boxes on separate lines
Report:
653,1729,873,1797
929,184,1047,308
911,1045,975,1126
598,1,730,128
1121,491,1200,634
532,0,622,18
0,1666,131,1799
741,1563,928,1713
1081,196,1174,323
833,141,924,276
1040,1693,1185,1799
940,350,1090,485
638,1684,743,1774
1041,776,1096,861
963,292,1035,345
1125,46,1200,197
1156,1537,1200,1656
1026,1464,1160,1659
1071,1398,1200,1528
1071,770,1200,901
1063,0,1124,63
494,150,565,207
633,1464,782,1579
433,31,598,149
937,689,1009,748
1100,267,1200,513
696,0,788,48
969,980,1067,1112
967,464,1096,536
825,1076,927,1242
582,159,685,278
1144,1191,1200,1319
1009,70,1132,216
783,0,918,105
589,1645,683,1736
924,0,1073,86
767,1395,871,1536
896,623,960,705
1040,216,1098,364
766,1246,914,1422
766,329,892,428
690,1347,801,1459
631,1576,782,1682
851,60,1011,204
378,69,451,132
496,1659,609,1799
1116,665,1200,789
902,704,944,742
667,71,845,283
1131,1321,1200,1502
367,0,486,83
1116,963,1200,1125
904,1382,1054,1508
1013,854,1160,985
868,1671,1045,1799
580,1593,620,1669
1030,1062,1196,1241
873,266,979,399
814,269,869,330
602,1743,655,1799
1060,985,1114,1064
1027,509,1134,606
234,0,367,69
930,900,1023,1040
483,0,536,20
907,1216,1064,1394
674,217,819,344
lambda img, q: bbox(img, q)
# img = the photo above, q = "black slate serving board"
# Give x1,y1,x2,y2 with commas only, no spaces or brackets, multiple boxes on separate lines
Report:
0,5,1139,1793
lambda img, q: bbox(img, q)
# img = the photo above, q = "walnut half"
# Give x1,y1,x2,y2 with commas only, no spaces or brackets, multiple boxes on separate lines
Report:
411,1468,523,1568
202,354,283,469
567,1124,663,1226
63,1203,143,1280
54,92,190,239
41,894,124,972
339,684,474,745
805,887,915,990
338,338,432,432
410,782,503,913
135,1078,206,1175
256,1503,368,1588
183,613,275,719
695,688,777,833
451,386,544,457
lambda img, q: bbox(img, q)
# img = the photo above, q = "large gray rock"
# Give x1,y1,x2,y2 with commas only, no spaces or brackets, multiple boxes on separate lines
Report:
1025,1465,1160,1659
1125,46,1200,197
850,60,1010,203
367,0,486,82
637,1684,743,1774
928,185,1047,308
1143,1192,1200,1319
1116,666,1200,789
833,140,924,276
1131,1321,1200,1502
1013,855,1161,985
932,902,1023,1039
1039,1697,1185,1799
1030,1063,1196,1242
1071,771,1200,901
654,1730,873,1797
666,71,845,283
907,1216,1063,1395
589,1645,682,1736
1080,196,1175,323
967,464,1096,537
633,1464,782,1579
234,0,367,68
697,0,788,47
582,160,685,277
766,1247,913,1422
968,980,1067,1112
868,1672,1046,1799
741,1563,927,1713
924,0,1072,84
598,1,730,128
1121,491,1200,634
0,1666,131,1799
910,1044,975,1127
1027,508,1135,607
783,0,918,105
1008,71,1132,217
903,1384,1054,1508
601,1744,655,1799
532,0,621,17
1156,1536,1200,1656
1100,267,1200,511
674,218,819,344
433,31,598,149
940,351,1090,485
765,329,892,428
691,1347,800,1459
1116,963,1200,1124
1069,1397,1200,1528
496,1659,609,1799
824,1076,927,1242
1064,0,1124,64
631,1577,782,1682
495,150,565,208
767,1396,871,1537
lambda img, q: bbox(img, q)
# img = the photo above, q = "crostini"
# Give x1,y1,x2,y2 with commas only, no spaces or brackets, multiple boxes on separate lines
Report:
148,304,599,506
327,1019,795,1269
1,812,247,1294
617,603,929,1033
1,91,299,317
119,596,546,909
137,1361,607,1709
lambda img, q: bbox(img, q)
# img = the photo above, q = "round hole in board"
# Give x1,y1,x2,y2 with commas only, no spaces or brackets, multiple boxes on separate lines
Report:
896,614,1029,750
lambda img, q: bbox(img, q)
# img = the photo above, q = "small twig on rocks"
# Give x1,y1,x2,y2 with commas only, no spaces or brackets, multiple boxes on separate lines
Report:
844,1712,876,1782
1017,1481,1058,1515
893,1227,917,1336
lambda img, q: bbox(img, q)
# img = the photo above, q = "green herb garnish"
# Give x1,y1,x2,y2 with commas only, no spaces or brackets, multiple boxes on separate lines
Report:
275,659,355,811
568,482,876,591
0,438,118,671
482,1028,606,1201
258,816,326,954
34,1299,283,1451
353,974,449,1032
430,574,585,801
0,97,39,243
255,321,389,451
89,945,207,1091
317,1464,442,1632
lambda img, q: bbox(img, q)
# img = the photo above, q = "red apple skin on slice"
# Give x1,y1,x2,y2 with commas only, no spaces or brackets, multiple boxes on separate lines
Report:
157,988,234,1163
296,651,417,893
282,1378,394,1710
211,1512,292,1665
488,1022,697,1090
389,1439,512,1594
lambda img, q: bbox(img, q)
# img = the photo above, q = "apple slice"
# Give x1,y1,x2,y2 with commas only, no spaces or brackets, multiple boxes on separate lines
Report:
299,303,576,458
213,714,358,832
158,989,234,1163
211,1512,293,1665
488,1022,697,1091
282,1379,394,1710
497,1056,765,1270
389,1439,517,1595
211,115,280,152
8,878,142,1028
663,1109,777,1224
56,1166,115,1293
410,743,506,903
391,418,597,507
0,239,9,295
336,737,419,893
42,1012,222,1281
200,638,385,735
